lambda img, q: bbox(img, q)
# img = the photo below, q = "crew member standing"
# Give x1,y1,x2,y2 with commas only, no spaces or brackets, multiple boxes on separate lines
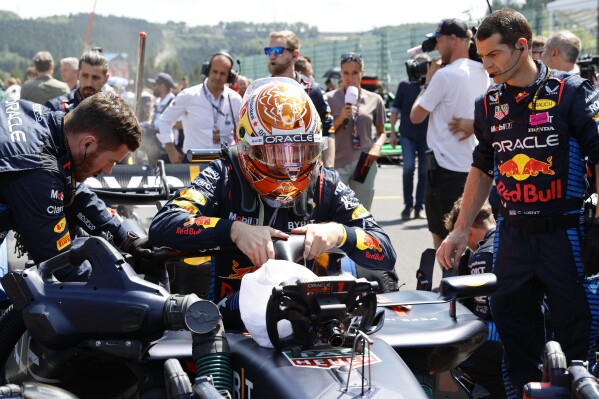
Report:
437,9,599,397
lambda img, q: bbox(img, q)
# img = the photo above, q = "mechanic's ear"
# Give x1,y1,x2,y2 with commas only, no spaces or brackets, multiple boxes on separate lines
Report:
80,135,98,153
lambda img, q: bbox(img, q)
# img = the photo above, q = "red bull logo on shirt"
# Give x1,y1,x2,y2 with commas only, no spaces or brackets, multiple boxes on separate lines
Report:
496,179,562,204
497,154,554,181
178,216,219,235
355,229,383,256
497,154,560,204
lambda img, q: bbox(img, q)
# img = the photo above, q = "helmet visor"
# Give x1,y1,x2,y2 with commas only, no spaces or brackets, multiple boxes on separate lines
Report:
240,141,324,168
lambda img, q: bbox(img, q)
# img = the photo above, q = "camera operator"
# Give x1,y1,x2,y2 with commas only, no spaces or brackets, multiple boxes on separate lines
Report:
390,53,430,220
410,18,491,249
541,30,581,75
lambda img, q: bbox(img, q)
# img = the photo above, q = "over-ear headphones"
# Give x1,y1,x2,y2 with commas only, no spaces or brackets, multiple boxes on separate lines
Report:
201,51,238,84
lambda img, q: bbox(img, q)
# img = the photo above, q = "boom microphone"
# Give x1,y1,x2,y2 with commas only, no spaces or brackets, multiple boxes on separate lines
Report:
343,86,359,129
489,47,525,78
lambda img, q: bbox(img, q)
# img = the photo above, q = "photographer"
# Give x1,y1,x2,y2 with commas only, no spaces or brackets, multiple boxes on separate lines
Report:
410,18,491,249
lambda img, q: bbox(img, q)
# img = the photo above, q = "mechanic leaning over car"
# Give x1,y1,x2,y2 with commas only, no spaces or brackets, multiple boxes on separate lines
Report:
0,92,149,284
149,77,397,330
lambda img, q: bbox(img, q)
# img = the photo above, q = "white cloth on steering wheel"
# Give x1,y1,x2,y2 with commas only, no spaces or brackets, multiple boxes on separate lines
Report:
240,259,317,348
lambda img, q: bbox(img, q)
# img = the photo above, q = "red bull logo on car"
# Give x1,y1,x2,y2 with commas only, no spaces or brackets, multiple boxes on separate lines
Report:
497,154,554,181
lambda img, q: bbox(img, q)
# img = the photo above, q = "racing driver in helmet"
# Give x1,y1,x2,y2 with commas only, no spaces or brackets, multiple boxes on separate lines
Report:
149,77,396,329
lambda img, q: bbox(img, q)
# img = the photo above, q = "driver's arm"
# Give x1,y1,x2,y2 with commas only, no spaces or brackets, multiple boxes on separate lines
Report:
292,170,396,271
149,161,236,250
149,160,287,266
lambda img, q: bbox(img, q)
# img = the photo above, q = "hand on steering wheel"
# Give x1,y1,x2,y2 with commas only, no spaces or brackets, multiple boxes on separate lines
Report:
291,222,345,260
230,222,289,267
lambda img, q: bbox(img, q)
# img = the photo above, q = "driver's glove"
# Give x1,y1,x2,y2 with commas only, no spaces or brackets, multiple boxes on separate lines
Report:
121,232,152,261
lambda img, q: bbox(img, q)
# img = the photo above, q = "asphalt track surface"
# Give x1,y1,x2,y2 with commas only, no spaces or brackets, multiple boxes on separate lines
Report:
369,163,440,290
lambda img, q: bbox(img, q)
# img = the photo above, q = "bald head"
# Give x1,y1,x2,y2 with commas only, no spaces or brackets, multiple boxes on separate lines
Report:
541,30,581,72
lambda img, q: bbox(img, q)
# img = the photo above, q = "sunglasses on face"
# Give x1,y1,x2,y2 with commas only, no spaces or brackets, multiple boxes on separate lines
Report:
264,46,293,56
341,53,363,64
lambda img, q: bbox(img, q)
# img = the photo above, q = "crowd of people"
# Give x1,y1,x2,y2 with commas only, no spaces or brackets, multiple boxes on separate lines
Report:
2,9,599,398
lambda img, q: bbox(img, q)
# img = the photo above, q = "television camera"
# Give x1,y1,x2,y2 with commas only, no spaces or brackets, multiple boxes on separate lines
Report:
578,55,599,84
405,26,481,84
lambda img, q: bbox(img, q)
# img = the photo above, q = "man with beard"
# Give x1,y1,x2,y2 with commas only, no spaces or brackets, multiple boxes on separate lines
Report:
45,49,110,113
0,91,148,284
265,31,335,168
158,52,242,163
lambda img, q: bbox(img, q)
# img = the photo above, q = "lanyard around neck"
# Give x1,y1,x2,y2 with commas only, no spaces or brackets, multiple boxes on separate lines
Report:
203,83,226,128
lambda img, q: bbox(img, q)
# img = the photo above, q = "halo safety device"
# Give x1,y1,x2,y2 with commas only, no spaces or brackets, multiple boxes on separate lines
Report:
236,77,325,205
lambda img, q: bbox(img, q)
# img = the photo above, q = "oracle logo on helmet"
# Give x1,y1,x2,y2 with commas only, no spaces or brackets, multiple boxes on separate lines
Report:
236,77,324,205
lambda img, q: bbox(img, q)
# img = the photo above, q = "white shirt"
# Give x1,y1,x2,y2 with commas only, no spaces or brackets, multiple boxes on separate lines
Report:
419,58,491,172
152,92,177,146
158,83,242,151
152,92,176,130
